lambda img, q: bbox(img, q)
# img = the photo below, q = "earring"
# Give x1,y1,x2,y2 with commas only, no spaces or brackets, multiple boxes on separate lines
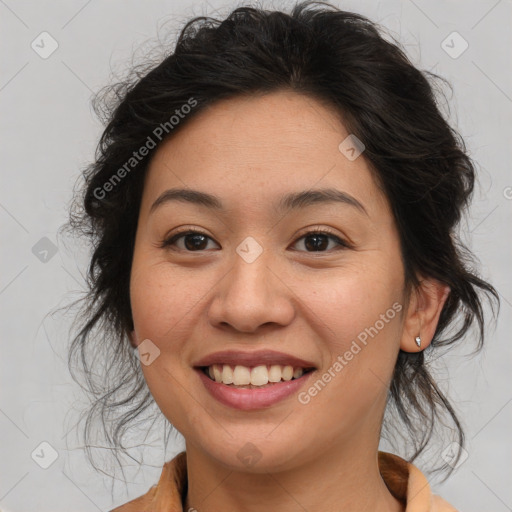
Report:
415,336,421,348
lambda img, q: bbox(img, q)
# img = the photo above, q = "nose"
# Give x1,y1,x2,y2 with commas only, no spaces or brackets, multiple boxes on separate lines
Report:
207,248,295,334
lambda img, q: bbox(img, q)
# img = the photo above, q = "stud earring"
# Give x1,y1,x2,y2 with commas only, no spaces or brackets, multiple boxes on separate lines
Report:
415,336,421,348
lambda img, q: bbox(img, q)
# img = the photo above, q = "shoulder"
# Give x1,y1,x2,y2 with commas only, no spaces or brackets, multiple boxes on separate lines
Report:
109,453,187,512
378,451,459,511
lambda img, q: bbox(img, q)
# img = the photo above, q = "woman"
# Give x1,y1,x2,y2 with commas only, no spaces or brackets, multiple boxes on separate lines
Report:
65,1,499,510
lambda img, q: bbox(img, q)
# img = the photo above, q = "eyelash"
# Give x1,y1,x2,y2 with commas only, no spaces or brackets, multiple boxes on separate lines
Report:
159,226,351,253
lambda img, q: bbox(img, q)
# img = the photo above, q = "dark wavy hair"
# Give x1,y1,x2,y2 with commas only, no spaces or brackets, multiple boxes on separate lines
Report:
61,0,499,483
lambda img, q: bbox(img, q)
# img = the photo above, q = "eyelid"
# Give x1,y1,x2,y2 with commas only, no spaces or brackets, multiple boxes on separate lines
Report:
158,227,215,250
293,225,351,247
159,225,352,251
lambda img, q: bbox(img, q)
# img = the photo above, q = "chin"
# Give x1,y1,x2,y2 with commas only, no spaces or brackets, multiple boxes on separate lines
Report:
193,430,308,474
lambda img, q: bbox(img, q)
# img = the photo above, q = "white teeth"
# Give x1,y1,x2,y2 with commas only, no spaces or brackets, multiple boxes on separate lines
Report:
268,365,282,382
233,365,251,385
213,364,222,383
250,365,269,386
221,365,234,384
282,365,294,381
293,367,304,379
205,364,309,386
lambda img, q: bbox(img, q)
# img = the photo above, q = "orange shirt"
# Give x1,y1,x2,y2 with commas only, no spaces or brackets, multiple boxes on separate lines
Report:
110,451,458,511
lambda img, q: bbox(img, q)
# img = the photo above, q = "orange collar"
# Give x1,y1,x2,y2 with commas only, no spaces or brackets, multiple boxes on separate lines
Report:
110,451,458,511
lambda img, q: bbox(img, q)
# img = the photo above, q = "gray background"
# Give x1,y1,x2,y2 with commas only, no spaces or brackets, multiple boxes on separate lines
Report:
1,0,511,510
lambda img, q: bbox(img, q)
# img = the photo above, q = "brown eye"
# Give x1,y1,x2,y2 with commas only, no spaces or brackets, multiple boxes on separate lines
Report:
160,228,350,253
160,230,220,251
292,230,349,252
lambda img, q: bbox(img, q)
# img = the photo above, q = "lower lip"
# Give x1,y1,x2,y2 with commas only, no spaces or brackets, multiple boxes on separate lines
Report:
196,369,315,410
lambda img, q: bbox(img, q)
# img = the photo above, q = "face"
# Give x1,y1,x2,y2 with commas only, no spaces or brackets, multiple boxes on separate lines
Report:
129,90,409,472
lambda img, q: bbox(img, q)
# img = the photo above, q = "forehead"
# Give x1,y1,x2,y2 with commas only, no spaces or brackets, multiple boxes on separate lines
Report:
141,90,389,219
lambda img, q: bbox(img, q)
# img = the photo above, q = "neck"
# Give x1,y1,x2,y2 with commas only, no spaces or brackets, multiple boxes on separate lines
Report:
184,440,404,512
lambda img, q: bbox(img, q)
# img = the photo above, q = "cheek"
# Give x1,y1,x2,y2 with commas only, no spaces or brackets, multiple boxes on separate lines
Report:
297,263,403,412
298,261,403,354
294,261,403,420
130,261,206,340
130,263,198,428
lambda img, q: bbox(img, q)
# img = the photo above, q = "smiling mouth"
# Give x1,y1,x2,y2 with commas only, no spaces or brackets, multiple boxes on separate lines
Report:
199,364,315,389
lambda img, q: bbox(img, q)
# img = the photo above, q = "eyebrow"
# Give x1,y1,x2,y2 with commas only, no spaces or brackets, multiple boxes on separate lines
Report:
149,187,368,217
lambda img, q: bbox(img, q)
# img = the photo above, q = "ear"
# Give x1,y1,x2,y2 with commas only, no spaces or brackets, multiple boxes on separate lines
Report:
400,277,450,352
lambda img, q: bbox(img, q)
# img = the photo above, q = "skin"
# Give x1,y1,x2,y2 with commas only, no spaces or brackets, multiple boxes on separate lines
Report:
128,90,449,512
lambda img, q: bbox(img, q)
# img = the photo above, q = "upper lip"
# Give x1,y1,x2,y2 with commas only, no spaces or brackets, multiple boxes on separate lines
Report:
193,350,317,369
